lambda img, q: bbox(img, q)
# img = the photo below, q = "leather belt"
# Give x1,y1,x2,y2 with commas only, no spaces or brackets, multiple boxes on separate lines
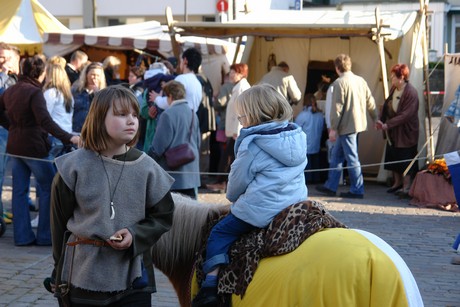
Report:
67,237,110,247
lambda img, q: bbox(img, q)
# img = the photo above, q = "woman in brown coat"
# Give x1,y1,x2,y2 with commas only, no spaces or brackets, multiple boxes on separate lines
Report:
0,55,79,246
376,64,419,197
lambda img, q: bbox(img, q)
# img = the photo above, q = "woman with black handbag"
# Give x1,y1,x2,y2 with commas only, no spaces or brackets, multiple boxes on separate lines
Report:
149,80,201,199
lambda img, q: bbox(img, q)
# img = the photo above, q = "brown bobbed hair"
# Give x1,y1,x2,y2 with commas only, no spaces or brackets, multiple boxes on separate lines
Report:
390,64,410,81
163,80,186,101
81,85,140,152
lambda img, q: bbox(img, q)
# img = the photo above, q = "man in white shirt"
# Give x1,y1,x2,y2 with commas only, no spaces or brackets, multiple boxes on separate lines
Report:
149,48,202,112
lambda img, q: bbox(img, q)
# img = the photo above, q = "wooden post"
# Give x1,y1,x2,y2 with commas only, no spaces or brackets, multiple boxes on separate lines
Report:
232,36,242,65
374,7,391,183
166,6,182,74
375,7,389,99
420,0,434,161
403,0,433,176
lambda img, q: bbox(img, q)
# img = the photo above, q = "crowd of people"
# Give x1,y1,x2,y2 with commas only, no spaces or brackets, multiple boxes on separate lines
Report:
0,39,430,305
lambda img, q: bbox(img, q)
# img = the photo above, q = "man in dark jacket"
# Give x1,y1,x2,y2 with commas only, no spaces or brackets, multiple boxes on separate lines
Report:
65,50,88,84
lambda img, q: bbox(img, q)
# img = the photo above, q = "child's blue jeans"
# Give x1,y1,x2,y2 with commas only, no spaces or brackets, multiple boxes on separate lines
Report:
203,212,256,274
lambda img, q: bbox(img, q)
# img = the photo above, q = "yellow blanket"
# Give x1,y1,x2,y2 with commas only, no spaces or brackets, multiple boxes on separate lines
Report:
192,228,422,307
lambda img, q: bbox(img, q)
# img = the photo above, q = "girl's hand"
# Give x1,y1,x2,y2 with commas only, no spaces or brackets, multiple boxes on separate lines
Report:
106,228,133,250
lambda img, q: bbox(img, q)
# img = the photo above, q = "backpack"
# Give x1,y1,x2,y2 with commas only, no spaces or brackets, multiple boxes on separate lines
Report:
196,74,216,133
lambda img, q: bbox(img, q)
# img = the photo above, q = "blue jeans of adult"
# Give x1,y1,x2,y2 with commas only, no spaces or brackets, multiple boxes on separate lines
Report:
0,127,8,209
203,212,256,274
48,135,65,160
11,156,56,245
324,133,364,195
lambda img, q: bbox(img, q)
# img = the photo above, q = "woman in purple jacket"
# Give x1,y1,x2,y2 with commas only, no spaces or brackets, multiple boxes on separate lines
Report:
0,55,79,246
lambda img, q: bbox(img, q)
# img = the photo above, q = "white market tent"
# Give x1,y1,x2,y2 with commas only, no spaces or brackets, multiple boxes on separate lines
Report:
43,21,244,93
172,8,429,178
0,0,68,54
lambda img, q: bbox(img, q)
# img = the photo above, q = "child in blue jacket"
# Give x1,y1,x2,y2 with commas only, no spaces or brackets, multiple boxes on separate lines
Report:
192,84,308,306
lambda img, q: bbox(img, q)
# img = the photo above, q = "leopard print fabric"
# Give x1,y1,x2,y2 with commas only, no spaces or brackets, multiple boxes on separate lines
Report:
195,200,347,297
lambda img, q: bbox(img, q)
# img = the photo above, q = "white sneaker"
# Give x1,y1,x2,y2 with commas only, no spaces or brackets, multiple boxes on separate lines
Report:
31,215,39,228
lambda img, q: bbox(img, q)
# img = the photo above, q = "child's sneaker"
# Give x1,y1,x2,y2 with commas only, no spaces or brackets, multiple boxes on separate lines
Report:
192,287,219,307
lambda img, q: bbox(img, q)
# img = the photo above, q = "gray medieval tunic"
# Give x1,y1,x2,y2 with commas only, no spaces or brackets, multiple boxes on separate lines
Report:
55,148,174,292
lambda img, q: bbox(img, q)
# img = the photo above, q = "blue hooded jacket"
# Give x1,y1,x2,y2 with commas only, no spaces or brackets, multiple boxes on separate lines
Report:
227,121,308,227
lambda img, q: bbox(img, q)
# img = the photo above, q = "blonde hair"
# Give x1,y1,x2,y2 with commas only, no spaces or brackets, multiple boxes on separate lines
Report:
235,84,292,127
103,56,121,69
334,54,352,73
47,56,66,68
43,63,73,113
103,56,121,79
81,85,140,152
74,62,106,93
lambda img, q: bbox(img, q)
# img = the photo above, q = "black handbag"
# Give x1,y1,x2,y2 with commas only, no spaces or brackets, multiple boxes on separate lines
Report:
164,110,196,169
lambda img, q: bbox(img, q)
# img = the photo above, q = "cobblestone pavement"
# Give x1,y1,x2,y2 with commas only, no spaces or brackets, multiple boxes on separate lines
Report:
0,181,459,307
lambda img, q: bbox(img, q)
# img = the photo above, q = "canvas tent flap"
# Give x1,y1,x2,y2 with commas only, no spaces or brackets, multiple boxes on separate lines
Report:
0,0,68,54
43,21,244,97
173,10,417,40
43,21,237,58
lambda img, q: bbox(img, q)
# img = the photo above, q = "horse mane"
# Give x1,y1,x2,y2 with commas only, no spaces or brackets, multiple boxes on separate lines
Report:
152,193,229,306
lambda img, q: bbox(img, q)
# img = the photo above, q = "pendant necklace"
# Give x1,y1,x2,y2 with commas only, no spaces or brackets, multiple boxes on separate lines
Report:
99,146,127,220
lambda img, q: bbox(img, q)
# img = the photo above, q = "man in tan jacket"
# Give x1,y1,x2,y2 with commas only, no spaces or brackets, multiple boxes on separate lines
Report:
316,54,378,199
259,61,302,105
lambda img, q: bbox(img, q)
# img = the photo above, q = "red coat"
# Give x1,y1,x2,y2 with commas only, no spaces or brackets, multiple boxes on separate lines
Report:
0,76,74,158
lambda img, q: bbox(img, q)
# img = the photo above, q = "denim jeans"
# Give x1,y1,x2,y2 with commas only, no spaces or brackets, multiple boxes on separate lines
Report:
324,133,364,195
0,127,9,209
11,156,56,245
47,135,65,160
203,212,256,273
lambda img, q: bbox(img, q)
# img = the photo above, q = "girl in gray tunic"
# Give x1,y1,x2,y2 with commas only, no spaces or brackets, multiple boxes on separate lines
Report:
49,85,175,306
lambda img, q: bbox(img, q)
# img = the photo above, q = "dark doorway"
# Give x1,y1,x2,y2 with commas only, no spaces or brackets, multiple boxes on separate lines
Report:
305,60,337,100
304,60,337,184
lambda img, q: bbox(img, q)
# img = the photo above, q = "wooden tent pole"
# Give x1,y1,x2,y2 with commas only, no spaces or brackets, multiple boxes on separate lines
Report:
374,7,392,146
375,7,389,99
166,6,182,74
374,7,392,183
232,36,242,65
420,0,434,161
403,0,433,176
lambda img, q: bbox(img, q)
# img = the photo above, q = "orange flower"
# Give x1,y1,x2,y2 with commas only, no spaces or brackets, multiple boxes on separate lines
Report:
426,158,451,181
